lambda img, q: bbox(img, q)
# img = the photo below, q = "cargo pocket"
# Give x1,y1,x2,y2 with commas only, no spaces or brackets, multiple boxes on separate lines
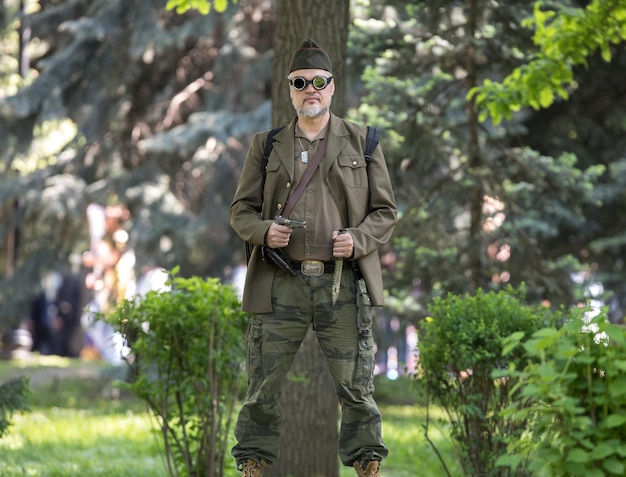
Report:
353,278,375,389
246,318,264,380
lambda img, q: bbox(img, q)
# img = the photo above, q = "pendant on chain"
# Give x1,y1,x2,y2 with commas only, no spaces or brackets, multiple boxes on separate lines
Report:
300,150,309,164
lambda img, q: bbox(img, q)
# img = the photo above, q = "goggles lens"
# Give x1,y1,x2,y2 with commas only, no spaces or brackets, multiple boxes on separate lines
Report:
289,75,333,91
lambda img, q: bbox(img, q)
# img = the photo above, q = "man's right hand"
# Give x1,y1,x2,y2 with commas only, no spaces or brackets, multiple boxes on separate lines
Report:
266,222,292,249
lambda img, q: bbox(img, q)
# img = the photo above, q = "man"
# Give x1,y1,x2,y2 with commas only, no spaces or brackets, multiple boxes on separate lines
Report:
229,38,397,477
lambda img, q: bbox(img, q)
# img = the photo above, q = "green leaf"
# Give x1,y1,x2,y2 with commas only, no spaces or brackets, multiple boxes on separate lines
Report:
215,0,229,12
609,378,626,398
539,88,555,108
566,448,591,463
495,454,523,468
605,325,626,345
593,442,617,459
603,458,625,475
604,414,626,428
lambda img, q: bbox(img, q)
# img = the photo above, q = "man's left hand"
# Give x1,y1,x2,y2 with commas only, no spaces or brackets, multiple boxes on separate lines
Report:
332,230,353,258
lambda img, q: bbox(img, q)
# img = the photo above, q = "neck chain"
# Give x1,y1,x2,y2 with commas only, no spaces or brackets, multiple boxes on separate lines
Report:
297,133,310,164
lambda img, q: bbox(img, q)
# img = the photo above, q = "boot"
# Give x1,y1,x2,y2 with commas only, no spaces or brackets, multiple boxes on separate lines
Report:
354,460,381,477
240,458,267,477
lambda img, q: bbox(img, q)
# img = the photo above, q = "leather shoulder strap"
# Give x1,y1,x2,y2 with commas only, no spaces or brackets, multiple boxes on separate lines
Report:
281,136,328,218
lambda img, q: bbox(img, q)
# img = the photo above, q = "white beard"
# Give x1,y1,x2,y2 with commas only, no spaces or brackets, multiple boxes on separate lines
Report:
294,97,332,118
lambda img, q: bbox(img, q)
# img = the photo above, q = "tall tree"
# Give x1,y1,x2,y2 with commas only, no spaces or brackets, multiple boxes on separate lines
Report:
348,0,613,323
267,3,350,477
0,0,275,332
470,0,626,322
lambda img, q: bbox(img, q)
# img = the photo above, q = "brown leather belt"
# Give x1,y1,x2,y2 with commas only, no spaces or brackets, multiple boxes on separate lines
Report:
288,259,335,277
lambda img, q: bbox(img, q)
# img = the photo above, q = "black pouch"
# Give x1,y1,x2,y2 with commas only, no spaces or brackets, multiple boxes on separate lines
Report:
262,246,297,277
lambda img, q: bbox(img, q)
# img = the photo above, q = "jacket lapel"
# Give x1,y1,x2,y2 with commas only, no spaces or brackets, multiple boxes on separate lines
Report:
324,113,350,174
271,118,297,181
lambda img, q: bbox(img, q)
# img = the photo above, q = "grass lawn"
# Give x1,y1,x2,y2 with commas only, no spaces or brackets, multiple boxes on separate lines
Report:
0,357,462,477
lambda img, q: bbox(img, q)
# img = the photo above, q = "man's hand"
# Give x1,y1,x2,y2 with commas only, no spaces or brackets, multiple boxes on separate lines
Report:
266,222,292,249
332,229,353,258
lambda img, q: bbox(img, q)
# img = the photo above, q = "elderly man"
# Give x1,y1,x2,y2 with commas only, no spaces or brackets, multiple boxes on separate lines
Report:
230,38,397,477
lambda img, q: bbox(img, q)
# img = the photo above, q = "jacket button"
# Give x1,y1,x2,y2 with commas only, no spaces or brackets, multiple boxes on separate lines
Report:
286,182,291,188
277,204,283,210
353,160,358,166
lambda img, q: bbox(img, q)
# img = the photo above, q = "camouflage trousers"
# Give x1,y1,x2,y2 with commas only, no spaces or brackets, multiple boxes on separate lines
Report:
232,262,388,467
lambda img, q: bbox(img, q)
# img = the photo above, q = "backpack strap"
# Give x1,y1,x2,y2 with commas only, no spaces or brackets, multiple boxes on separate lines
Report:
261,126,285,174
246,126,285,264
364,126,380,164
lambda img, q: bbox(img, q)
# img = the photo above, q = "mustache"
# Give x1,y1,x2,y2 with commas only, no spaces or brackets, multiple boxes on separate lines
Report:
302,94,321,102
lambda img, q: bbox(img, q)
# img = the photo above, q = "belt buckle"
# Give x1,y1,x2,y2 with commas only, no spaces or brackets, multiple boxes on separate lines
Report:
301,260,324,277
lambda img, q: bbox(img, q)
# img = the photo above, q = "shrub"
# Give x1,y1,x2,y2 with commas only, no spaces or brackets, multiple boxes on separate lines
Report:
497,305,626,477
106,269,250,477
0,376,30,438
417,286,560,476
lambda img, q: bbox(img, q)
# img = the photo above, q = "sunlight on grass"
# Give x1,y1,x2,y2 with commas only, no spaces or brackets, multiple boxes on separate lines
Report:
1,409,167,477
353,405,463,477
0,360,463,477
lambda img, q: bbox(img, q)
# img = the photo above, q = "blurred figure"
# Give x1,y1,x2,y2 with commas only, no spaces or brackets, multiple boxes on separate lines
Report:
28,270,81,357
54,273,82,357
29,270,62,355
81,204,134,365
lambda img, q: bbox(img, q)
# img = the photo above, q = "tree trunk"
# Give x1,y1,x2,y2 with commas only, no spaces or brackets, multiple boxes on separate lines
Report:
267,1,349,476
265,327,339,477
465,0,484,293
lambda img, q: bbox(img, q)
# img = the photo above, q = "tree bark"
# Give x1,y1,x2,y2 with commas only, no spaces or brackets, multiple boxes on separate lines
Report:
267,1,350,476
465,0,484,293
266,328,339,477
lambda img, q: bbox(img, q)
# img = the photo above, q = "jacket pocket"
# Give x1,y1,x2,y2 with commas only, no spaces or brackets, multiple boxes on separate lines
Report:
338,155,368,188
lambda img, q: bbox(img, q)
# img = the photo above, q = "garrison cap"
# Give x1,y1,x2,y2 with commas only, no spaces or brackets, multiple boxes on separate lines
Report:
289,38,332,73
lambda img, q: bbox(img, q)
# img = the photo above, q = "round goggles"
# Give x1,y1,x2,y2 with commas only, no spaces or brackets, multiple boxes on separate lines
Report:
288,75,333,91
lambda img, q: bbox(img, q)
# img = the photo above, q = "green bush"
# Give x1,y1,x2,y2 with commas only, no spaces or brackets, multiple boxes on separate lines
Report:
106,269,250,477
497,305,626,477
417,286,560,476
0,376,30,438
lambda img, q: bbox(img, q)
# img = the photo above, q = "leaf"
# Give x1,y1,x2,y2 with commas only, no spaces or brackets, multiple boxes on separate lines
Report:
604,414,626,428
603,458,625,475
539,88,555,108
502,331,525,356
566,448,591,463
605,325,626,345
600,43,612,62
593,442,617,459
495,454,523,468
215,0,229,12
609,378,626,398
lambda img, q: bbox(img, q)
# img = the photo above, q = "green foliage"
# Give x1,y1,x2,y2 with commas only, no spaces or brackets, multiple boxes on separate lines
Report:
165,0,234,14
470,0,626,123
105,269,250,477
0,376,30,438
497,306,626,477
349,1,607,312
418,286,562,476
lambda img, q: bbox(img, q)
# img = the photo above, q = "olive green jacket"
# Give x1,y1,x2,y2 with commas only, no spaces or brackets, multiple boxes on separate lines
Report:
230,114,397,313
